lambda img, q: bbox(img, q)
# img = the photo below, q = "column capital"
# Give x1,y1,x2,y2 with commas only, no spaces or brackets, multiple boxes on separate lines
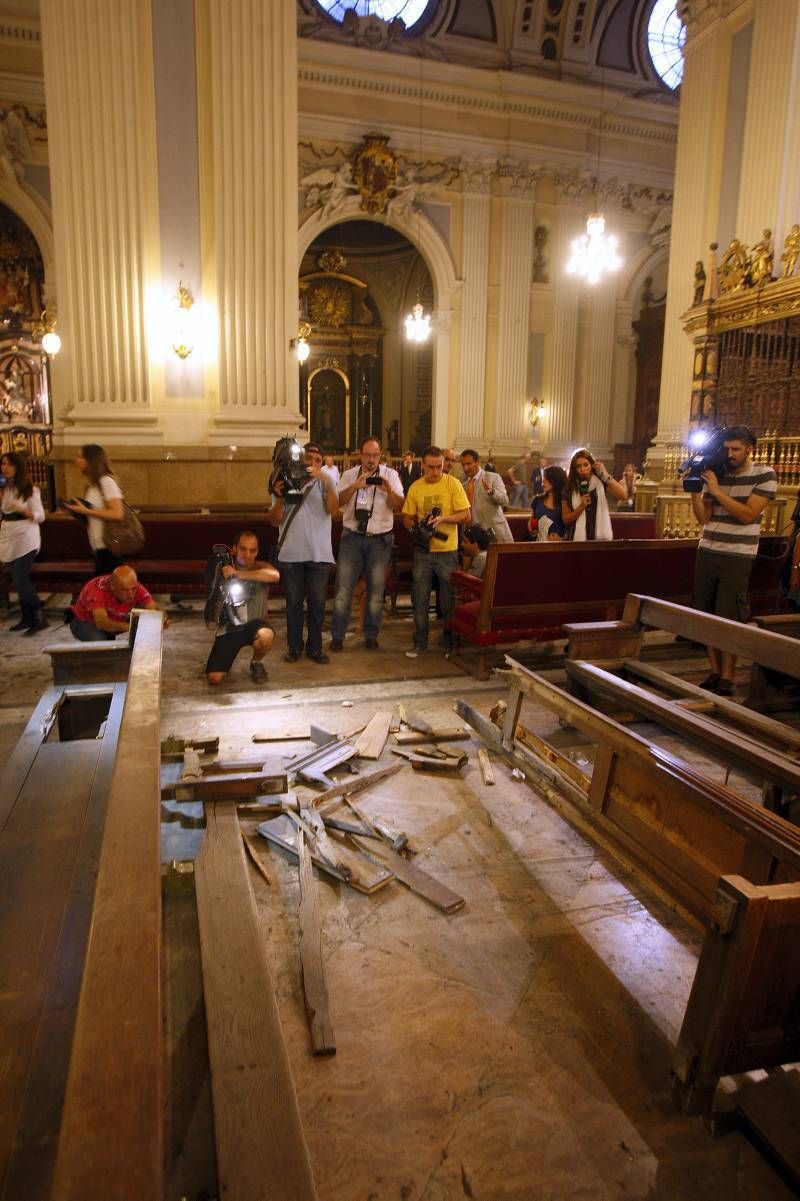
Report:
459,159,495,195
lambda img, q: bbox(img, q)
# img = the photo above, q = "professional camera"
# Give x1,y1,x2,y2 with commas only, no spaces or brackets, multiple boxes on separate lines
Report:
365,471,383,486
413,505,449,551
679,426,730,493
268,435,310,504
204,543,248,630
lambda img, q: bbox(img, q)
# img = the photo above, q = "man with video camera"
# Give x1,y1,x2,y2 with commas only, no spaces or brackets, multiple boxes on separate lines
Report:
268,441,339,664
402,445,470,654
329,435,404,652
686,425,777,695
205,531,279,685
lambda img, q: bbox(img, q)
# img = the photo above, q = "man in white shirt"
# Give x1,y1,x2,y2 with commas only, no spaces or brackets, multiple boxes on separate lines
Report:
330,436,404,651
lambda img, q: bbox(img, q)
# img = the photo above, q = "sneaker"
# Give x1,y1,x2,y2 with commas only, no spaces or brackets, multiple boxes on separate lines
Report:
716,679,735,697
284,649,301,662
308,651,330,664
330,639,344,652
698,673,720,692
249,661,268,684
364,637,379,650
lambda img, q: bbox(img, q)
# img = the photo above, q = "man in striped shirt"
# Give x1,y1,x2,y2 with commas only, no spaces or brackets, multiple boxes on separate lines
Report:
689,426,777,695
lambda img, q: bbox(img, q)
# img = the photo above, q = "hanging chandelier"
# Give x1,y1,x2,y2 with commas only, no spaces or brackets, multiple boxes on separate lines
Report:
404,300,431,343
566,213,622,285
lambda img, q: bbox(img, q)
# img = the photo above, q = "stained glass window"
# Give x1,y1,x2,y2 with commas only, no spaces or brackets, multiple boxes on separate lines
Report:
315,1,431,28
647,0,685,90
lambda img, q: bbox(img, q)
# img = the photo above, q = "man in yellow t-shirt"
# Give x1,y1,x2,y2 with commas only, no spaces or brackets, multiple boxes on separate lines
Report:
402,445,470,653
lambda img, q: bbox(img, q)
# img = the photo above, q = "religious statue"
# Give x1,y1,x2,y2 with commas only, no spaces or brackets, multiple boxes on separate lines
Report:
705,242,720,300
0,365,33,421
692,260,706,305
719,239,749,293
532,225,549,283
300,161,357,218
749,229,773,285
781,224,800,278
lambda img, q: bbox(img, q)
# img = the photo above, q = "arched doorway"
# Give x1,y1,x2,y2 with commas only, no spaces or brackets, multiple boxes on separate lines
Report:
299,221,435,453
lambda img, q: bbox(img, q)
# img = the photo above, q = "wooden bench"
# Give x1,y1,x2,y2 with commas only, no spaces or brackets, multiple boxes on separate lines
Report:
446,539,706,674
565,591,800,713
456,655,800,1133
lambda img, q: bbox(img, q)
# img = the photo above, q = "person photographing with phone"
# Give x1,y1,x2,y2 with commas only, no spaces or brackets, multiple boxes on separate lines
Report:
562,448,627,540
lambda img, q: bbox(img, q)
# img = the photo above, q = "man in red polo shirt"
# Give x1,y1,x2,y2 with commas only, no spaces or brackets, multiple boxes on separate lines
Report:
70,564,166,641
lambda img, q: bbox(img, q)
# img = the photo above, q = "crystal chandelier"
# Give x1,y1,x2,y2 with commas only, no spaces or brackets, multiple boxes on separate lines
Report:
404,301,431,343
566,213,621,285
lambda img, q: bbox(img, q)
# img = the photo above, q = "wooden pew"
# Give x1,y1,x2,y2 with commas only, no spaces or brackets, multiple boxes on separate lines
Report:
456,655,800,1129
51,609,165,1201
565,593,800,712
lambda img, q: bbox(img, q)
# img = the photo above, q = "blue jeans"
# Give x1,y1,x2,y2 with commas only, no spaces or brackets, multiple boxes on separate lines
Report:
70,619,117,641
280,560,330,657
411,548,458,649
331,529,392,642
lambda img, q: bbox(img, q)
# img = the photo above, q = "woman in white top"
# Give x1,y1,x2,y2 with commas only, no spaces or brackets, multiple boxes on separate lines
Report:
0,452,47,634
63,443,124,574
562,448,627,541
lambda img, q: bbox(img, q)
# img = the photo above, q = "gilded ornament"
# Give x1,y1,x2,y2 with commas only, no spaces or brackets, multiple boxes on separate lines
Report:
318,248,347,274
351,132,398,216
309,282,351,328
749,229,773,285
718,239,749,294
781,224,800,278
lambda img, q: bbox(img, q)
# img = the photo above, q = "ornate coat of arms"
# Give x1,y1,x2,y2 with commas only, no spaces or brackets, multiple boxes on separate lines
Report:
351,133,398,216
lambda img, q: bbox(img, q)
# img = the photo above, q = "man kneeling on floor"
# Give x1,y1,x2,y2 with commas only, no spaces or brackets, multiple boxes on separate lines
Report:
205,530,278,685
69,565,167,641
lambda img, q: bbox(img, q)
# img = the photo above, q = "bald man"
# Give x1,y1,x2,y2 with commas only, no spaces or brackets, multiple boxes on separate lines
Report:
69,565,167,641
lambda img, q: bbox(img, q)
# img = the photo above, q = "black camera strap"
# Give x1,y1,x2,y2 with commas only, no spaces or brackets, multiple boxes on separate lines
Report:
275,479,312,554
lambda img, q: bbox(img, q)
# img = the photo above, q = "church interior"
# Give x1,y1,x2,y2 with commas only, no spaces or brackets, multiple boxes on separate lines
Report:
2,2,800,1199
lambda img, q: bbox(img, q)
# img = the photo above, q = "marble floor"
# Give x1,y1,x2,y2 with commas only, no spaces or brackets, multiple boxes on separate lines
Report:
1,596,795,1201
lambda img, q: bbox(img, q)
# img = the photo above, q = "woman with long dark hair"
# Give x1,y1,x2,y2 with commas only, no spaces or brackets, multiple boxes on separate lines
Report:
0,451,47,633
562,448,627,540
532,465,569,540
63,443,125,574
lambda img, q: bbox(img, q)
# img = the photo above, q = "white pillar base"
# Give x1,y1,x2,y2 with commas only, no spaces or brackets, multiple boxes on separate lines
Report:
208,410,305,449
56,408,164,447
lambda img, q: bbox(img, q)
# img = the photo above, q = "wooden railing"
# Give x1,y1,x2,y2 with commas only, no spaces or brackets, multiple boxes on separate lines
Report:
662,434,800,487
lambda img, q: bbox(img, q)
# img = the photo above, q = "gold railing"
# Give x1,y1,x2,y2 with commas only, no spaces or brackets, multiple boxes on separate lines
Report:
663,435,800,487
655,494,791,539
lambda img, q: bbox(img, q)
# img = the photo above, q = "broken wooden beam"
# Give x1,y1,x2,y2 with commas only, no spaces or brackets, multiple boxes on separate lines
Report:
477,749,495,785
352,711,393,760
296,829,336,1057
393,728,470,746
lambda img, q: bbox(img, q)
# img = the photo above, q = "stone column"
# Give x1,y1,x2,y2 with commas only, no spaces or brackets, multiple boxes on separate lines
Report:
653,3,730,471
207,0,303,445
491,168,537,452
583,283,617,456
455,164,493,448
610,299,636,449
40,0,161,444
736,0,800,243
545,203,583,458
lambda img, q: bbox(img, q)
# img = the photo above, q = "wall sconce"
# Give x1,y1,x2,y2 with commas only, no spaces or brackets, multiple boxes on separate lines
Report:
291,321,312,364
528,399,546,428
32,308,62,356
171,282,196,359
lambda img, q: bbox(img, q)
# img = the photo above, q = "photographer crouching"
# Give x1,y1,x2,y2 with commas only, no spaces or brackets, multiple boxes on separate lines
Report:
205,531,279,685
402,445,470,654
684,425,777,696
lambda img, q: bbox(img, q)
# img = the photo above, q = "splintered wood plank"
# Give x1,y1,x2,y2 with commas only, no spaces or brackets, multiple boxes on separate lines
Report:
242,833,272,886
51,610,164,1201
477,749,495,785
196,803,317,1201
394,728,470,745
312,761,404,815
352,711,393,760
349,831,466,913
297,830,336,1057
258,815,393,894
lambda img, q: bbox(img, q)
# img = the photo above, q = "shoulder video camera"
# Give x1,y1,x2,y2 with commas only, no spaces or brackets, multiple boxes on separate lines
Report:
679,427,730,493
268,436,310,504
414,506,449,551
